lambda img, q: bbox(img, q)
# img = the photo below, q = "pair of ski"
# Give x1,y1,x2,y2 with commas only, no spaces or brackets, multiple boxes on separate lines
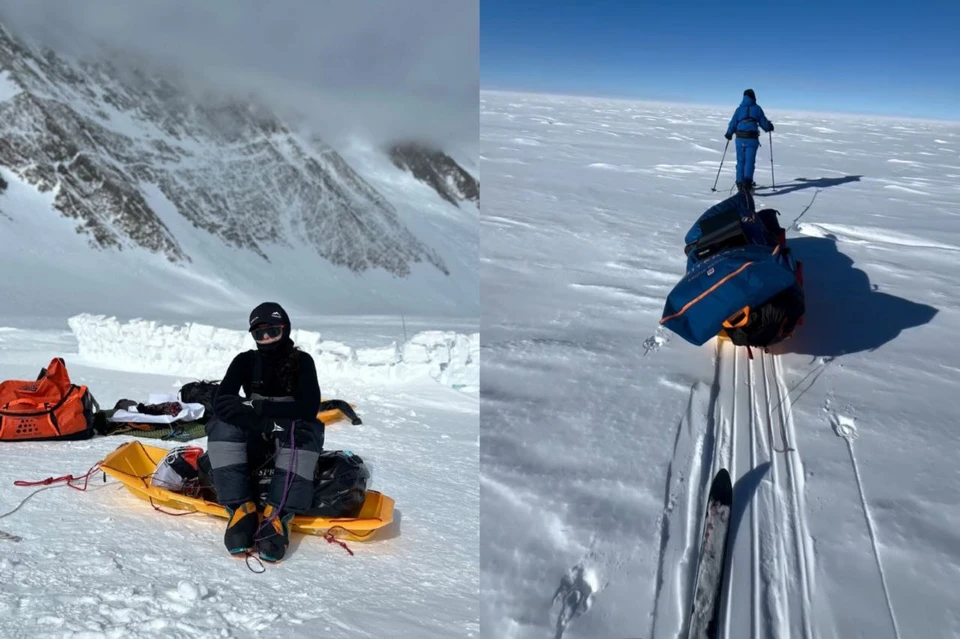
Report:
686,468,734,639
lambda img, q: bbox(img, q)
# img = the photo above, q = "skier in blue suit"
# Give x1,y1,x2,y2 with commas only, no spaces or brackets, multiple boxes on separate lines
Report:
724,89,774,192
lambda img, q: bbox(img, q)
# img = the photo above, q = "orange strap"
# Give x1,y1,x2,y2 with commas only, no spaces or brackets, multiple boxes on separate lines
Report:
661,262,754,324
723,307,751,329
660,245,780,326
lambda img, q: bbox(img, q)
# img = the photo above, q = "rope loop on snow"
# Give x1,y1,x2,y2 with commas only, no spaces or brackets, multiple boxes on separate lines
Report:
0,460,105,533
245,551,266,574
13,460,103,491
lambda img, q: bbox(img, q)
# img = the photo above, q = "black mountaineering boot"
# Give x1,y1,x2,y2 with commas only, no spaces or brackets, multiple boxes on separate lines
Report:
223,501,259,556
257,504,295,562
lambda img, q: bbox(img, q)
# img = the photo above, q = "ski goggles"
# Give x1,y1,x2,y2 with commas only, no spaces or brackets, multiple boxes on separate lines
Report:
251,325,284,341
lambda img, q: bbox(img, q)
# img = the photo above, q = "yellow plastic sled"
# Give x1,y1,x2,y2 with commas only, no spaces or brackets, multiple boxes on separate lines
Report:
316,405,353,425
100,441,394,542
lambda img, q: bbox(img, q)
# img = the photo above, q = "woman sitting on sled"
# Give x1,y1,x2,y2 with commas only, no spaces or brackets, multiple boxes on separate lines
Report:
206,302,323,562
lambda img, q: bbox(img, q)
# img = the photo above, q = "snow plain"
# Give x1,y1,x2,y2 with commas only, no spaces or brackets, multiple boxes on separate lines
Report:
480,90,960,639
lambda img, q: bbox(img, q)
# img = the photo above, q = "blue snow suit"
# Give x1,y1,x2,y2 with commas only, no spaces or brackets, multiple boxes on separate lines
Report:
725,95,774,184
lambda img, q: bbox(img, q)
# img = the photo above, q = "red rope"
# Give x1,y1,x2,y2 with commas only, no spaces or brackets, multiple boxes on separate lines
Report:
14,461,103,492
324,532,354,556
149,498,197,517
13,461,358,559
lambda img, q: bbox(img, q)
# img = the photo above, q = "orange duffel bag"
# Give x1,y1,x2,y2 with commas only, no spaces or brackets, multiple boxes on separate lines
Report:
0,357,97,441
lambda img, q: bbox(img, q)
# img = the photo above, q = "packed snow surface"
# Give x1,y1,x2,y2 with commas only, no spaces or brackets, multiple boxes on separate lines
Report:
0,319,479,638
480,90,960,639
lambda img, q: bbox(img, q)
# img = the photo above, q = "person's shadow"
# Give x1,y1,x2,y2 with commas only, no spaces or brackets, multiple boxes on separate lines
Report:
757,175,862,196
771,236,938,357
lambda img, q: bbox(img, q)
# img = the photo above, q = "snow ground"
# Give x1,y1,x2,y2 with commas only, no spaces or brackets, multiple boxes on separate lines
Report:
0,321,479,638
480,90,960,639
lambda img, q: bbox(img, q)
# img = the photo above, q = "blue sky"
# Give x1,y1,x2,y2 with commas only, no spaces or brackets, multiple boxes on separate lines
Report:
481,0,960,120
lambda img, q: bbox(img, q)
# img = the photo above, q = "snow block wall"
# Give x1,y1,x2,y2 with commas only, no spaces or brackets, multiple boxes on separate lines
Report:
68,314,479,392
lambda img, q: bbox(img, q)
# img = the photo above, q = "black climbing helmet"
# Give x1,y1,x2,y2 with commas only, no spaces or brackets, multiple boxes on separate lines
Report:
744,89,756,101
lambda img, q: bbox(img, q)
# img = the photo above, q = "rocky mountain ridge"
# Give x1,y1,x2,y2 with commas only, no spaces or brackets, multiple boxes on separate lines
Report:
0,23,448,277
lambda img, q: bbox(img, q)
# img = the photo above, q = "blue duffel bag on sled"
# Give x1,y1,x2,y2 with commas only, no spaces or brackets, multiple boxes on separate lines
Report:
660,191,804,349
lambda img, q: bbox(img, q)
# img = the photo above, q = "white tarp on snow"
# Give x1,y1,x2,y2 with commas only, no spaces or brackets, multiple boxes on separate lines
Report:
108,394,206,424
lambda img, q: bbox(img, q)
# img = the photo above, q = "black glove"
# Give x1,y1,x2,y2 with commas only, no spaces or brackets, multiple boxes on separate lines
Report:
724,133,732,141
214,394,261,421
267,418,320,447
768,123,775,132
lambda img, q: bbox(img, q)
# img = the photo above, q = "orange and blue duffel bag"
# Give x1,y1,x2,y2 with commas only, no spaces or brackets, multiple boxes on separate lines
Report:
660,191,805,349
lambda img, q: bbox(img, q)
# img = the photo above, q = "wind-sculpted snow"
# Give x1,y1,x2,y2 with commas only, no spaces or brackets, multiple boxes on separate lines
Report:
68,314,479,392
481,90,960,639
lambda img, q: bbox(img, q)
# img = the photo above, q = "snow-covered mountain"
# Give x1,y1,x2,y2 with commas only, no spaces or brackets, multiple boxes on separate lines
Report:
388,142,479,208
0,21,478,322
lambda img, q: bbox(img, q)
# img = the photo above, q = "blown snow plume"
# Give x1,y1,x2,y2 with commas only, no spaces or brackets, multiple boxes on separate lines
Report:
0,22,446,277
68,314,479,392
660,191,805,348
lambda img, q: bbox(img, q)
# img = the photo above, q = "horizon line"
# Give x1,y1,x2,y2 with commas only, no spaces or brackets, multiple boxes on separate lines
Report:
480,87,960,127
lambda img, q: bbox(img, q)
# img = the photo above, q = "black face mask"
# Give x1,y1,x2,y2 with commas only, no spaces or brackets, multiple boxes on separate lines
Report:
252,326,292,354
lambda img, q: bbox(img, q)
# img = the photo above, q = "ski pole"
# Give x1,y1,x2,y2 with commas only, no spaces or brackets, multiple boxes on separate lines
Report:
769,131,775,188
711,139,729,192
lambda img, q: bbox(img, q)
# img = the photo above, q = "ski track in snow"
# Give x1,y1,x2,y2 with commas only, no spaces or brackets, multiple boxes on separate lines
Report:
650,341,822,639
829,413,902,639
717,342,817,639
647,376,714,639
768,353,816,639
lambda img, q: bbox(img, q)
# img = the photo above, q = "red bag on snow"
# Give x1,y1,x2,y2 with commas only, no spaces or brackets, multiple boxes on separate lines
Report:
0,358,97,441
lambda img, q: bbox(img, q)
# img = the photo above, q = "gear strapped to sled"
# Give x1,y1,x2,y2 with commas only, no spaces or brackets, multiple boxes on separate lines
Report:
100,441,393,542
661,191,805,348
